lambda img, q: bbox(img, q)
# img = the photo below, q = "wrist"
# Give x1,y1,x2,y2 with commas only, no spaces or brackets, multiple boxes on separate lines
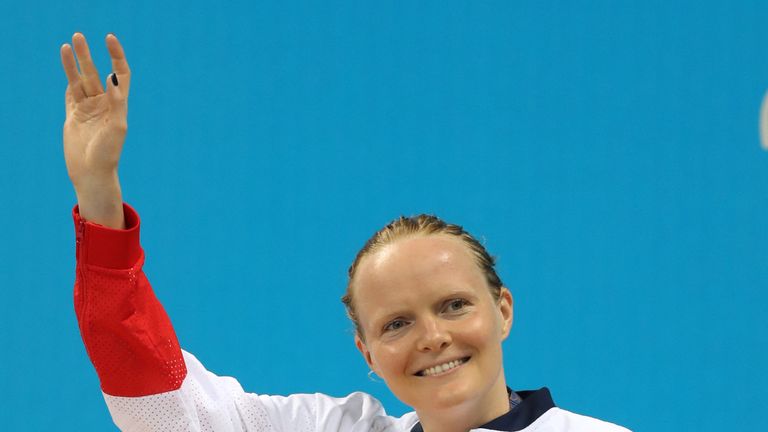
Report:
74,173,125,229
71,169,120,192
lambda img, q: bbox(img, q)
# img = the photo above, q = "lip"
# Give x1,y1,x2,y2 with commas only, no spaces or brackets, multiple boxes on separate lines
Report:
414,356,471,377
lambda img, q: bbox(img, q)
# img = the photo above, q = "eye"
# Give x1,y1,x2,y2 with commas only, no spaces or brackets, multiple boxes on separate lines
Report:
445,298,470,313
383,319,409,333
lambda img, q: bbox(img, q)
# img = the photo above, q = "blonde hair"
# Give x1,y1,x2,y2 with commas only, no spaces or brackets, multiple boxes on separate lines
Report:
342,214,503,339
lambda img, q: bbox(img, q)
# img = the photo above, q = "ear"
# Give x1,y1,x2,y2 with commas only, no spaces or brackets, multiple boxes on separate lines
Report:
355,332,377,372
498,287,514,340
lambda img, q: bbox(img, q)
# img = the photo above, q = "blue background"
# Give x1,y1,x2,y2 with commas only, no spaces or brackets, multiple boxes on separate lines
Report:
1,1,767,430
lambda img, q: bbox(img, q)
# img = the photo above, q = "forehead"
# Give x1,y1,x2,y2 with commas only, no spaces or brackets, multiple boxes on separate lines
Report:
352,235,488,315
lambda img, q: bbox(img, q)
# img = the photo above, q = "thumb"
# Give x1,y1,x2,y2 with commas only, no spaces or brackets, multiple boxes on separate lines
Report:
64,85,75,116
105,72,127,116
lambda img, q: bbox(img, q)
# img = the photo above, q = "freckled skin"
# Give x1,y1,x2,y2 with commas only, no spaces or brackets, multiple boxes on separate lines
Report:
352,234,513,432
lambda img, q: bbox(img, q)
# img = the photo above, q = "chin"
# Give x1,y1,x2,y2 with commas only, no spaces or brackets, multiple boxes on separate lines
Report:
434,382,479,408
407,377,479,413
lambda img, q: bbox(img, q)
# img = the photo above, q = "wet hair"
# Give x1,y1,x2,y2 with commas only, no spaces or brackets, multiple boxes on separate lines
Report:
342,214,504,339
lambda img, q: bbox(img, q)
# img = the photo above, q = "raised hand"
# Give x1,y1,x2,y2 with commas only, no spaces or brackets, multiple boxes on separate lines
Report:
61,33,131,228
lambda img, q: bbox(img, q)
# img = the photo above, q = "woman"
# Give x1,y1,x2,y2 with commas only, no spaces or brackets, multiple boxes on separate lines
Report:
61,32,630,432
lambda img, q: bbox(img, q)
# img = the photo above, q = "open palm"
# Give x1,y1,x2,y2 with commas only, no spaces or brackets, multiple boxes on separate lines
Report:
61,33,131,187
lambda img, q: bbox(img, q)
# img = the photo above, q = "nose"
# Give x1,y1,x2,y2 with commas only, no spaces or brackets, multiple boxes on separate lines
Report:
416,316,452,352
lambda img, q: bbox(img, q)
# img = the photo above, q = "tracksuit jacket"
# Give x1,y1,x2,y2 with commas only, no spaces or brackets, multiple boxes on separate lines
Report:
73,203,631,432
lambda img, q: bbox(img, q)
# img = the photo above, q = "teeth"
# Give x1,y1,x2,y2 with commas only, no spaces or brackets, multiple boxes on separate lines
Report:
421,358,466,376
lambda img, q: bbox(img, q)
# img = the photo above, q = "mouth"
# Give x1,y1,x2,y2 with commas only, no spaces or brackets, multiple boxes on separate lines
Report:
414,356,471,377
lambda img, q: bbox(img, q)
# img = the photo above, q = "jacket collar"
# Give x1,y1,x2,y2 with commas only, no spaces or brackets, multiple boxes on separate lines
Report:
409,387,555,432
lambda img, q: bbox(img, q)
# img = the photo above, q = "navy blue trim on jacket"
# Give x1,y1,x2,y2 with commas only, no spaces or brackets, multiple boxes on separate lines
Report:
409,387,555,432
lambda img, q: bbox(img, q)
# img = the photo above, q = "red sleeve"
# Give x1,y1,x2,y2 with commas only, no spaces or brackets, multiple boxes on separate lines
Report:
73,203,187,397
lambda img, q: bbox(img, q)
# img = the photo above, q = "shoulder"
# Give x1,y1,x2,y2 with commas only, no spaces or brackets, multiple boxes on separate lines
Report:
236,390,419,431
312,392,419,430
527,407,631,432
182,351,419,431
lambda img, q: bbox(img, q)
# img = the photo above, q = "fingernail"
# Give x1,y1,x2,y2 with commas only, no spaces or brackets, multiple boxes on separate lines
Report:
111,73,118,86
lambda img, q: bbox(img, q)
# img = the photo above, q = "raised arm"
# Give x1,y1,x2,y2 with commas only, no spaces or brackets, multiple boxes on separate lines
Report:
61,32,130,229
60,33,406,431
62,32,187,398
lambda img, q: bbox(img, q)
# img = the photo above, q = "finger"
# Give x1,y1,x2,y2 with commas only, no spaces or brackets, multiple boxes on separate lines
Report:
106,34,131,98
72,32,104,97
105,73,127,125
60,44,86,102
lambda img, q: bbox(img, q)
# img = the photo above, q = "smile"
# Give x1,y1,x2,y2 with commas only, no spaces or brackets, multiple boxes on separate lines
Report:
415,356,471,377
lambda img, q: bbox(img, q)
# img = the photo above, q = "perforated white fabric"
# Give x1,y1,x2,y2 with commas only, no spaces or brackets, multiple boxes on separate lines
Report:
104,351,419,432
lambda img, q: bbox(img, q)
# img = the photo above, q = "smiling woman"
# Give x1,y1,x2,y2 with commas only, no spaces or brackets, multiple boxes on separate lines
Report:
350,230,514,432
63,32,631,432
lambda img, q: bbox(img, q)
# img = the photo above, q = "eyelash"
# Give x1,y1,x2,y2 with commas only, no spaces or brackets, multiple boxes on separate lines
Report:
445,298,470,313
383,319,408,332
381,298,471,333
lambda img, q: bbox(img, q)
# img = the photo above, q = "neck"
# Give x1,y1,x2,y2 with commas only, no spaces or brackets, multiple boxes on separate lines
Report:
415,378,511,432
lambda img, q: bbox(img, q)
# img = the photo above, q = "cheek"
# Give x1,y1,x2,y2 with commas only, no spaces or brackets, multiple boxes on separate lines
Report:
370,341,411,376
456,308,505,352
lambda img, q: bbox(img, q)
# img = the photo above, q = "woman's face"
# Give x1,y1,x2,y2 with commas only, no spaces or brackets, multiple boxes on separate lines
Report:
352,234,513,415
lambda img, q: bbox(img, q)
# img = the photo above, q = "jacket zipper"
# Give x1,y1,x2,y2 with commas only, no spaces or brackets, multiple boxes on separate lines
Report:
75,218,85,258
75,217,97,360
75,218,86,316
